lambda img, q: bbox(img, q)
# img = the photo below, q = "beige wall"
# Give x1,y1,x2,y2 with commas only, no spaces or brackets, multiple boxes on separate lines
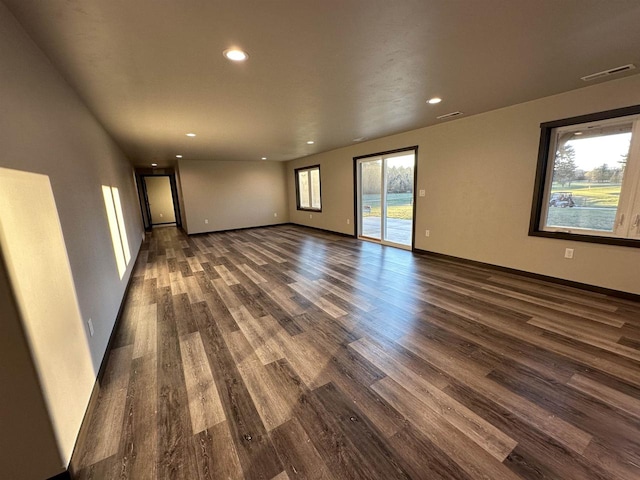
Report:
0,3,144,475
180,159,289,234
145,175,176,223
287,74,640,295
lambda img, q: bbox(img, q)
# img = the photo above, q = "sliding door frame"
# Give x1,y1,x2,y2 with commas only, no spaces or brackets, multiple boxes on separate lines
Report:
353,145,419,250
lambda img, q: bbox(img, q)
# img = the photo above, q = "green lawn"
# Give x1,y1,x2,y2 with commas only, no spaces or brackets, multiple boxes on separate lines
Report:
548,182,619,231
546,208,616,231
363,205,413,220
551,182,621,208
362,193,413,219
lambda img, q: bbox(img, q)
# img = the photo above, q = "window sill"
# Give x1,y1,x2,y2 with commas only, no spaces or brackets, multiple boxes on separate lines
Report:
529,229,640,248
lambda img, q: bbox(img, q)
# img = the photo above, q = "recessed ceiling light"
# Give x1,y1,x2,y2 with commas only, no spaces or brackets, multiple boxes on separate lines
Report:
306,140,315,145
186,133,196,137
223,48,248,62
176,154,183,158
574,132,583,136
427,97,442,104
151,163,158,167
261,157,267,160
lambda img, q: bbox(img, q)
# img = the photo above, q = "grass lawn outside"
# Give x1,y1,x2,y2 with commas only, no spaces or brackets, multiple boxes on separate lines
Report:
546,208,616,231
362,193,414,220
362,192,413,207
550,182,621,208
363,205,413,220
547,181,620,231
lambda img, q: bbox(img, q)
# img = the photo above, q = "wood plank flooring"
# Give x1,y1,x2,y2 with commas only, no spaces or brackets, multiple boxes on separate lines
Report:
70,225,640,480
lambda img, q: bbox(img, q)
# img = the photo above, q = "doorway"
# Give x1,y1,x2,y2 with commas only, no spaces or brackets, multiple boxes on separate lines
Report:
355,147,417,250
140,174,181,228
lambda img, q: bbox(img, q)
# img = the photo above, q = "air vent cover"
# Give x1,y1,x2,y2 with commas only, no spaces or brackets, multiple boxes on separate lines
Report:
581,64,635,82
436,111,463,120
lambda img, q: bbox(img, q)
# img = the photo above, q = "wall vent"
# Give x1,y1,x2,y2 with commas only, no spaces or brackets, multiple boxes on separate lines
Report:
581,64,635,82
436,111,463,120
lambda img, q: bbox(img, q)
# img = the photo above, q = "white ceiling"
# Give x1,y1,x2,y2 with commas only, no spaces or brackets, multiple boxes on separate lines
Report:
5,0,640,167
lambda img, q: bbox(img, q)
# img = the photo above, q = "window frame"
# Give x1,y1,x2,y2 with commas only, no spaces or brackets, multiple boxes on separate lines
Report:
529,104,640,248
295,164,322,212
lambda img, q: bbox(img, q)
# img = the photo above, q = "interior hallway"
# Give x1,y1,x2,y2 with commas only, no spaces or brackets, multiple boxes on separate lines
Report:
71,225,640,480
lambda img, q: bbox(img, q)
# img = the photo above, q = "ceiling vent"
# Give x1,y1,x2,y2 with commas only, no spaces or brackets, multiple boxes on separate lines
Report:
581,64,635,82
436,111,463,120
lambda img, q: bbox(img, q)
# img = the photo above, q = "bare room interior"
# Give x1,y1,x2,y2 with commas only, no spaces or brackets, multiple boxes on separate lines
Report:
1,1,639,479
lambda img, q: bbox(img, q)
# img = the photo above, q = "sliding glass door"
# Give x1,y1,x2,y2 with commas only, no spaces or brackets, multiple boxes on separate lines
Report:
357,149,416,249
360,158,382,240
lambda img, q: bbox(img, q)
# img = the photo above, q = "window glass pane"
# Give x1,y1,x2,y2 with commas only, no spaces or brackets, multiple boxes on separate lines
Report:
310,168,321,209
361,159,382,239
544,123,632,232
298,171,310,208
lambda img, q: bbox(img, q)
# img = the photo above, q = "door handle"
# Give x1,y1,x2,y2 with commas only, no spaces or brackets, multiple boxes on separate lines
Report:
618,213,625,226
633,214,640,228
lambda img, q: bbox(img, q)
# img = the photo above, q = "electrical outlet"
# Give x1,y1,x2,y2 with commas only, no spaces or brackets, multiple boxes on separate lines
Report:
159,213,163,218
87,318,94,337
204,219,209,224
419,189,426,197
564,248,574,259
309,214,313,219
274,212,278,217
347,219,350,225
425,230,430,237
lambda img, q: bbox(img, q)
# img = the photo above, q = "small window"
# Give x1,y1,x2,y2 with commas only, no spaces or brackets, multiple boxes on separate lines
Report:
295,165,322,211
530,105,640,247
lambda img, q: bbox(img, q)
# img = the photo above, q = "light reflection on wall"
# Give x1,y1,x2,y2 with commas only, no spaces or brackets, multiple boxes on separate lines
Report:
111,187,131,264
102,185,131,278
0,167,95,465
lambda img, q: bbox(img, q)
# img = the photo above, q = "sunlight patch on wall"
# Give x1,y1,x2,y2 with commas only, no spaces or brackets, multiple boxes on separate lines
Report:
0,167,95,466
102,185,131,278
112,187,131,263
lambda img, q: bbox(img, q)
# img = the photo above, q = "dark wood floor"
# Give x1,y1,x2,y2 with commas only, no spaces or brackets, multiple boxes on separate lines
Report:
71,225,640,480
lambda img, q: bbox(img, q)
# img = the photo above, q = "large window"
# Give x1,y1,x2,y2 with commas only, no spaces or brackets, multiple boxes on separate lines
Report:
295,165,322,211
530,105,640,246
